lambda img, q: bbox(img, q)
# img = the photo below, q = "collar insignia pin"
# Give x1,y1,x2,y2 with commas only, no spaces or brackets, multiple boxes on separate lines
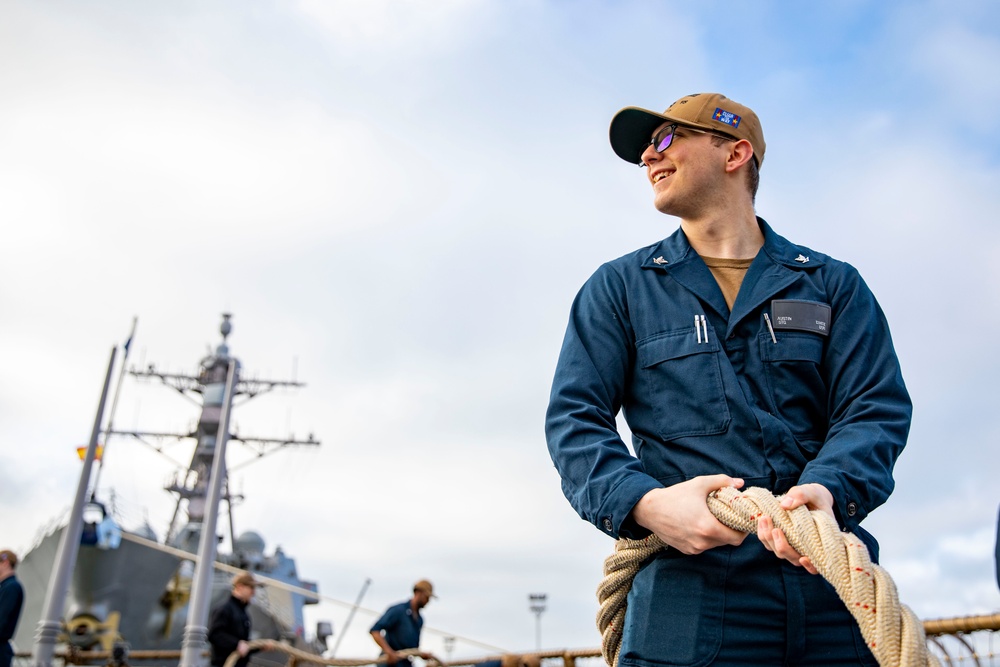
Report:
794,254,810,264
653,256,668,265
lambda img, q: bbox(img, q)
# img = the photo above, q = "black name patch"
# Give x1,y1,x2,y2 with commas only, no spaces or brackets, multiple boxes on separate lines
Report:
770,300,831,336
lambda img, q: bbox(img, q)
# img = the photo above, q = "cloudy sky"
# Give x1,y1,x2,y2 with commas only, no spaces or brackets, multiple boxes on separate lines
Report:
3,0,1000,661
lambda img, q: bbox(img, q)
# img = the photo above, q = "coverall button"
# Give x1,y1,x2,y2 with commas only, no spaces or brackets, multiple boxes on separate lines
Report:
846,502,858,517
602,517,613,531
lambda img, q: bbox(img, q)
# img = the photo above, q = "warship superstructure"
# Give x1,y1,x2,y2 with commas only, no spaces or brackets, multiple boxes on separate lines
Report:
14,314,329,662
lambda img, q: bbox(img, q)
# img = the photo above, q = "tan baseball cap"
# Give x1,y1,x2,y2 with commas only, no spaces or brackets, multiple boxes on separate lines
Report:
232,571,260,589
413,579,436,598
609,92,765,167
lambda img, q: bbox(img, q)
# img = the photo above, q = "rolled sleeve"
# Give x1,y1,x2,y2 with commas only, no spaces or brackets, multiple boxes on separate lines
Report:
370,605,402,634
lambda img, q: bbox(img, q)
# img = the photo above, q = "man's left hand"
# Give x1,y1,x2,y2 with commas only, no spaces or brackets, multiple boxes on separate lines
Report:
756,483,834,575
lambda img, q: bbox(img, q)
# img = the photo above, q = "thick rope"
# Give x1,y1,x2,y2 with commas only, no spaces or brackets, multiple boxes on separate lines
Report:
923,612,1000,636
224,640,439,667
597,486,939,667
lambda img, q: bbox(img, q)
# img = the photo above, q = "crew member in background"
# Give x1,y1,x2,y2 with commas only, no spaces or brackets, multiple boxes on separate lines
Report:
370,580,440,665
208,572,273,667
0,550,25,667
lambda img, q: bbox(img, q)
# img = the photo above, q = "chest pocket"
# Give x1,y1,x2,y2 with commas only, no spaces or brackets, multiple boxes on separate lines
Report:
636,330,731,441
759,331,828,442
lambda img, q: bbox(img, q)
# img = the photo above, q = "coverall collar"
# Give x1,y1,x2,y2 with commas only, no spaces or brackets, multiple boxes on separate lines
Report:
640,218,827,332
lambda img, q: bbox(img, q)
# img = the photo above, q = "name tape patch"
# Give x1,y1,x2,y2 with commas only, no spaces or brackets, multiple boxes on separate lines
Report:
713,108,742,129
770,299,831,337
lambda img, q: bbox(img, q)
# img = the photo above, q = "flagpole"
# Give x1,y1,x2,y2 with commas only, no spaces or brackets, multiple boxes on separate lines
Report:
33,347,118,667
90,316,137,501
180,358,238,667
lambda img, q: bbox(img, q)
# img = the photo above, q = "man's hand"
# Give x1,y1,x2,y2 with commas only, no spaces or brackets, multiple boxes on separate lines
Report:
236,640,250,657
631,475,748,554
756,483,835,574
371,630,401,664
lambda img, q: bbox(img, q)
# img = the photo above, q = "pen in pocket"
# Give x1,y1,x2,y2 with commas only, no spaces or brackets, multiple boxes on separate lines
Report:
763,312,777,344
695,314,708,344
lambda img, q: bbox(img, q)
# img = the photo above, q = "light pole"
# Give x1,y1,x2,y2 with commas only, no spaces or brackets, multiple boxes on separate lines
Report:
528,593,547,651
443,636,455,662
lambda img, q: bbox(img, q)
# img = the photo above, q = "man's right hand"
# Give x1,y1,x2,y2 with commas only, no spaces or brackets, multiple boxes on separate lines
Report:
385,650,402,665
630,475,748,554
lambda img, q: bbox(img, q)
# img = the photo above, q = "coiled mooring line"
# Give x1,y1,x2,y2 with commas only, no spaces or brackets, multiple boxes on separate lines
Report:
596,487,939,667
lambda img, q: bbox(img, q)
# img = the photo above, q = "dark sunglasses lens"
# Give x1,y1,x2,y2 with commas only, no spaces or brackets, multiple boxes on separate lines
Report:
652,126,674,152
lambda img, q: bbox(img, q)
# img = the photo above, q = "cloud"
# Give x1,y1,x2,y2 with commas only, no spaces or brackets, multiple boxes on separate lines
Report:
4,1,1000,661
294,0,497,59
917,24,1000,114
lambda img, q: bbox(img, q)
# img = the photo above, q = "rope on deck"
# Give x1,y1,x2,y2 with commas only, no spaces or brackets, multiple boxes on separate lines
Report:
224,642,438,667
597,486,940,667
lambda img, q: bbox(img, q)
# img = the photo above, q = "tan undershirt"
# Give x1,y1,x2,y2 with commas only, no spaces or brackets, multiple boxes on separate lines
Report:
702,256,754,311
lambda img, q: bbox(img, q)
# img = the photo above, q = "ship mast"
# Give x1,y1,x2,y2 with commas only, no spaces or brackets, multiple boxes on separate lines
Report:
177,312,237,527
111,313,319,548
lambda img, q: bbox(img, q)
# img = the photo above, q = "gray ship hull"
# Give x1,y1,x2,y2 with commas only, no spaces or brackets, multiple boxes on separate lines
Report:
15,524,181,652
14,523,317,660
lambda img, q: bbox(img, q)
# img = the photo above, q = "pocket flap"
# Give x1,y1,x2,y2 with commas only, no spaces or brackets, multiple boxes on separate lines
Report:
760,331,824,362
638,330,718,368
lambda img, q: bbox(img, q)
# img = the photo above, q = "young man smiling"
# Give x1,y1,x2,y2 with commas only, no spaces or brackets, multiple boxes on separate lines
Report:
545,93,910,665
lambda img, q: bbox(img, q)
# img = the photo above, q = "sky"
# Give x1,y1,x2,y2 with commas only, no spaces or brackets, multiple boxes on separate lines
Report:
3,0,1000,661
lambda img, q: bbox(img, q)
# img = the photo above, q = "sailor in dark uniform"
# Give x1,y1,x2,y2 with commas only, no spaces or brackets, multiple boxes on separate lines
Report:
208,572,271,667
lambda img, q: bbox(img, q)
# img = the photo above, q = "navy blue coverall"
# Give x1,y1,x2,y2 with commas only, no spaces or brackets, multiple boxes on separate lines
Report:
0,574,24,667
370,600,424,664
545,219,911,666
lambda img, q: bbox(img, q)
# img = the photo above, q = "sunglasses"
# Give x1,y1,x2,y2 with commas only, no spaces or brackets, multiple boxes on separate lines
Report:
640,124,736,167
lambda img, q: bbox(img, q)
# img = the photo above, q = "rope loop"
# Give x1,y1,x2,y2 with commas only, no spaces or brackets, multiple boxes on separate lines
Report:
596,486,939,667
223,640,440,667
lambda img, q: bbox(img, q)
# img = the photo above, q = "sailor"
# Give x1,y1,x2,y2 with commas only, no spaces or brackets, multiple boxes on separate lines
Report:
96,508,122,550
0,550,24,667
369,580,440,665
208,571,272,667
545,92,911,664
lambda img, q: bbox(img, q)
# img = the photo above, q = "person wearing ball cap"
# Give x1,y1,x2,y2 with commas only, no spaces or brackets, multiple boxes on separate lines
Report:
208,571,275,667
370,580,440,666
546,92,911,664
609,92,766,168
